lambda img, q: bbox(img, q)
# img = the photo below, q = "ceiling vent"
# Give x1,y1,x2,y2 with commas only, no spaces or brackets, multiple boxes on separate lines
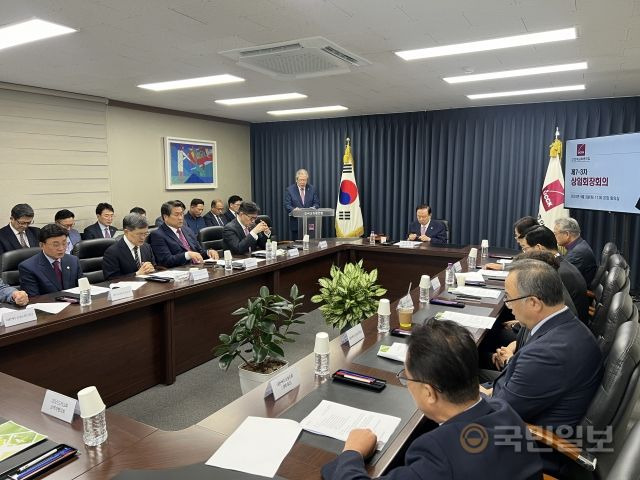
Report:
220,37,371,80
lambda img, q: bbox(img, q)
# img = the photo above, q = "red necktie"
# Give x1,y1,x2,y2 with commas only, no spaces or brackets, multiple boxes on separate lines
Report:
53,260,63,287
177,228,198,264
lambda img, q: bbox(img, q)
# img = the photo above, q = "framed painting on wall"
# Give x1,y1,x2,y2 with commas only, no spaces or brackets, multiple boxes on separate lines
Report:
164,137,217,189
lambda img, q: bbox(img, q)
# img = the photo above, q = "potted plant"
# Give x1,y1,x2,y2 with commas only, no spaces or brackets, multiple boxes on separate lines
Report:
311,260,387,331
214,285,305,394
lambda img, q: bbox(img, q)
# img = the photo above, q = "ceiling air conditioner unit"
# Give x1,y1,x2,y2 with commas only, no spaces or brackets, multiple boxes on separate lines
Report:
219,37,371,80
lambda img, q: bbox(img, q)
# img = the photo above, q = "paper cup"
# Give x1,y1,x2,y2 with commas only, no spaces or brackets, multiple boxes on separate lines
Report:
303,234,310,242
380,236,387,244
223,250,232,261
481,239,489,248
377,298,391,315
77,386,106,419
78,277,91,291
468,248,478,258
314,332,330,354
419,275,431,289
455,273,466,287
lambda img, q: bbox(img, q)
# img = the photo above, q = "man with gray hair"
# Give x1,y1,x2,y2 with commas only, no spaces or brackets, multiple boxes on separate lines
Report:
284,168,320,239
102,213,155,279
553,217,597,285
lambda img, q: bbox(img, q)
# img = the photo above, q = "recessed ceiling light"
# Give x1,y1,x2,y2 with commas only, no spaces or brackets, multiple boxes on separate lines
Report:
0,19,76,51
215,93,307,106
267,105,348,116
444,62,588,84
138,74,245,92
467,84,585,100
396,27,577,61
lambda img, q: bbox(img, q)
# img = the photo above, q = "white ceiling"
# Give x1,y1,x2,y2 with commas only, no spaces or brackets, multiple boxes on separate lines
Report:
1,0,640,122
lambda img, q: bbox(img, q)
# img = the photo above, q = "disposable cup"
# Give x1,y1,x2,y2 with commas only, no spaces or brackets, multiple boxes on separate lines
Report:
77,386,106,419
314,332,330,354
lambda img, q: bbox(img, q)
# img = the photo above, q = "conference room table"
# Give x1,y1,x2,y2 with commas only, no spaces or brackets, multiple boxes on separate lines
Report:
0,239,510,479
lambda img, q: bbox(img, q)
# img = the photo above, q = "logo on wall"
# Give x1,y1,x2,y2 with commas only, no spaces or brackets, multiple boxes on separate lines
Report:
577,144,586,156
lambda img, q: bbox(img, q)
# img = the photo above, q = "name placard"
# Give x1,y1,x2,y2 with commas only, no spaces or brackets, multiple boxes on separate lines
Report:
41,390,77,423
244,258,258,269
318,240,328,250
264,366,300,400
339,323,365,347
431,277,441,292
287,248,299,258
189,269,209,281
453,261,463,272
3,308,37,328
107,285,134,302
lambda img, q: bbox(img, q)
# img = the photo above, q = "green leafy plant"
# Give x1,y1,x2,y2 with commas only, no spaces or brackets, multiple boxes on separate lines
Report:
311,260,387,331
213,285,305,374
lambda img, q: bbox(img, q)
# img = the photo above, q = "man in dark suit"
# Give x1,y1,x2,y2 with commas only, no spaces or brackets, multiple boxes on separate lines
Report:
224,195,243,223
203,198,228,227
284,168,321,239
407,204,447,244
54,209,82,254
523,226,590,323
322,321,543,480
553,217,597,286
102,213,155,279
83,202,118,239
483,260,602,475
223,201,270,255
0,204,41,254
149,200,219,268
19,223,84,296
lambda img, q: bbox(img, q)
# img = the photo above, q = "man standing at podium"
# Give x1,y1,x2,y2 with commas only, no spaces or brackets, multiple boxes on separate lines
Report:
284,168,320,239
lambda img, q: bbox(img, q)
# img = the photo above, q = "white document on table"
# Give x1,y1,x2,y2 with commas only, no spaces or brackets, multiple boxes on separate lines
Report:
464,271,486,283
436,311,497,329
109,281,146,291
478,269,509,279
377,342,408,362
450,286,502,298
26,303,70,314
300,400,401,450
206,416,301,477
63,285,110,296
393,241,422,247
139,270,189,280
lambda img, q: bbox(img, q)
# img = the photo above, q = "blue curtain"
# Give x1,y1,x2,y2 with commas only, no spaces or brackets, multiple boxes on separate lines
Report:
251,97,640,288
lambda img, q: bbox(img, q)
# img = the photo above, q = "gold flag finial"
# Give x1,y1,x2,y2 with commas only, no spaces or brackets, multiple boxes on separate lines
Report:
549,127,562,159
346,137,351,146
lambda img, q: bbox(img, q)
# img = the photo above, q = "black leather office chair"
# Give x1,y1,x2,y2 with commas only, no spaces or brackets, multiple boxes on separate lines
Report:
590,242,618,291
597,291,639,357
606,421,640,479
197,226,224,251
0,248,41,287
590,266,630,338
73,238,117,284
434,219,450,243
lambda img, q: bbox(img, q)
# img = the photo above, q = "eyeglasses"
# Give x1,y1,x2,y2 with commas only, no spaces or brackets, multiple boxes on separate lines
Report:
15,219,33,227
503,294,536,304
242,213,258,221
396,368,442,392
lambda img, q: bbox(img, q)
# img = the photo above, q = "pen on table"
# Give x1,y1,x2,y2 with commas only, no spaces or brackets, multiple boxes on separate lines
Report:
14,447,74,480
336,369,374,381
455,293,482,300
335,371,375,383
16,448,59,473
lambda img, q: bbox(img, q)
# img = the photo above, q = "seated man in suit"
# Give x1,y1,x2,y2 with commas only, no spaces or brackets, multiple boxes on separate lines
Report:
0,203,41,254
184,198,207,235
407,205,447,244
102,213,155,279
322,321,543,480
482,260,602,474
223,201,270,255
204,199,228,227
485,216,539,270
553,217,597,286
54,209,82,254
154,200,186,227
224,195,243,223
284,168,321,239
149,200,219,268
19,224,84,296
83,202,118,239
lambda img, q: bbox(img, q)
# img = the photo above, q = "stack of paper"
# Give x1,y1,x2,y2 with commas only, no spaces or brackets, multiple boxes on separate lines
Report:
450,286,502,298
393,240,422,248
26,303,70,314
435,311,497,329
140,270,189,280
478,269,509,279
109,281,147,291
63,285,110,296
464,271,486,283
377,343,408,362
0,421,47,462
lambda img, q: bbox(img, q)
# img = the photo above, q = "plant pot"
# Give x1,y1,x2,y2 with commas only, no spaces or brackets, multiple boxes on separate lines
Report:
238,360,289,394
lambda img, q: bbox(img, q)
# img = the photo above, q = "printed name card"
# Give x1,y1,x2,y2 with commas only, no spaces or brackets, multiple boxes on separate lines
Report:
41,390,77,423
189,269,209,281
398,241,414,249
108,285,133,302
340,323,365,347
243,258,259,269
431,277,441,292
2,308,37,327
287,248,300,258
453,261,463,272
318,240,328,250
264,366,300,400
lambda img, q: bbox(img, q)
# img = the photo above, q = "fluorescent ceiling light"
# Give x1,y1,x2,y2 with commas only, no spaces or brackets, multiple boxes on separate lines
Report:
267,105,348,116
444,62,588,84
396,27,576,60
216,93,307,106
467,84,585,100
138,74,245,91
0,19,76,51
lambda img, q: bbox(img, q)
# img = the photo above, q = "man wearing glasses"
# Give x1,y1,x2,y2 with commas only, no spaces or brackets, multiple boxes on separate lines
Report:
0,203,41,254
322,321,543,479
102,213,155,280
223,201,270,254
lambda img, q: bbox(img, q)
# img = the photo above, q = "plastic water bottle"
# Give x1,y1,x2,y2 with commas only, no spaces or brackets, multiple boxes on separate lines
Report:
377,313,390,333
445,263,455,286
82,409,108,447
302,234,310,251
419,275,431,304
78,278,92,307
481,239,489,266
265,239,272,260
224,250,233,272
369,230,376,245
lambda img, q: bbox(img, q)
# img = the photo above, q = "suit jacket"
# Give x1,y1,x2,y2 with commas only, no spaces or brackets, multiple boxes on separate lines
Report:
18,252,83,296
203,211,227,227
284,183,321,232
321,397,543,480
565,237,597,286
102,238,155,280
407,220,447,244
557,256,589,324
223,218,268,254
492,308,602,429
223,210,237,223
0,225,41,254
149,222,209,268
66,228,82,254
83,222,118,240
